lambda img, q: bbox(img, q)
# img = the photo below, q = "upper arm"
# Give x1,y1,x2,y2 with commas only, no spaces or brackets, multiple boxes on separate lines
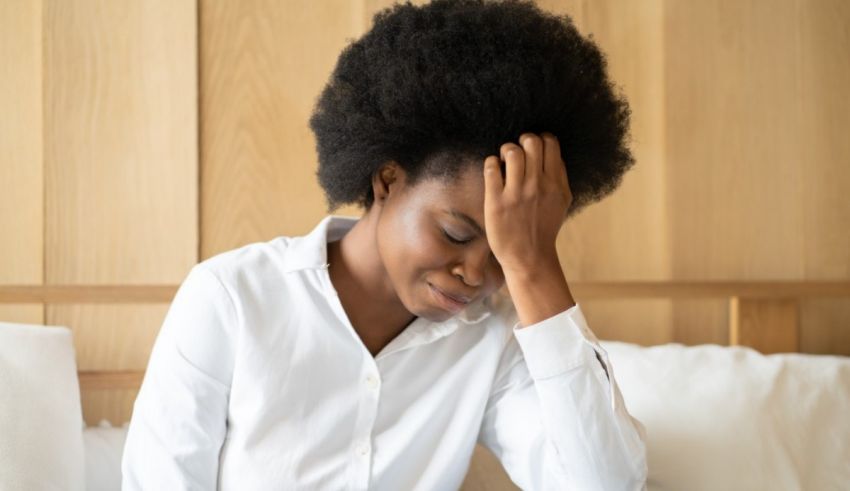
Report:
121,265,238,490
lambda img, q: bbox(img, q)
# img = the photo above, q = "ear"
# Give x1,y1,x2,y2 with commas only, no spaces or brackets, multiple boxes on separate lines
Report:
371,161,405,205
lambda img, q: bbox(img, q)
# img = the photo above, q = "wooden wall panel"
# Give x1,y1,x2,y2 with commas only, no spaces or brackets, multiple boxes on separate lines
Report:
53,304,170,424
200,0,363,259
730,297,800,354
797,0,850,354
44,0,198,285
801,299,850,355
43,0,198,425
667,0,804,279
665,0,850,353
0,0,43,325
54,305,170,371
665,0,800,347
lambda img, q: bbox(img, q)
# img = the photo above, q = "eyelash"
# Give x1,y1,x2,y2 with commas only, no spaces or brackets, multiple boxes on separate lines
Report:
442,229,472,245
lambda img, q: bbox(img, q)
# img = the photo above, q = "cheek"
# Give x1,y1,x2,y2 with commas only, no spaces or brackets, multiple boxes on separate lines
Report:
397,217,452,275
377,210,450,285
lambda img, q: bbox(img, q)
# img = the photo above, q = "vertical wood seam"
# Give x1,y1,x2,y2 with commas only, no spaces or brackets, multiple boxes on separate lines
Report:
728,295,740,345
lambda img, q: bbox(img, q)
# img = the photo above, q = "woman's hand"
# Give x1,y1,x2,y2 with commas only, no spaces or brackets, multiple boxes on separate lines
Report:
483,132,573,275
483,132,576,327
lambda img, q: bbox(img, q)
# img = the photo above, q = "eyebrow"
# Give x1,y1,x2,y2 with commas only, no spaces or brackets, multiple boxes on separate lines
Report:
447,209,484,237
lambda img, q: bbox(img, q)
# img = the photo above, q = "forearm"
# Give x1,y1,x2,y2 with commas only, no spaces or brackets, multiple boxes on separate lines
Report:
503,250,576,328
487,301,648,490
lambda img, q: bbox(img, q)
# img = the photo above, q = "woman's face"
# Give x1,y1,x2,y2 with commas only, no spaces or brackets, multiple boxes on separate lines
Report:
373,163,506,323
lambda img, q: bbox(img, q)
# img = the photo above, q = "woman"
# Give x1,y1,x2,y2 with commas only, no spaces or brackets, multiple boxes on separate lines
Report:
122,0,648,489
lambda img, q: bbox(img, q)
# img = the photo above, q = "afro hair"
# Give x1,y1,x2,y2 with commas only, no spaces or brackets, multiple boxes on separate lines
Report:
308,0,634,217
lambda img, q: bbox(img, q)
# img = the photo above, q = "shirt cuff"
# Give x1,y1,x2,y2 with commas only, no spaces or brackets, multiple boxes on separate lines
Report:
512,303,603,380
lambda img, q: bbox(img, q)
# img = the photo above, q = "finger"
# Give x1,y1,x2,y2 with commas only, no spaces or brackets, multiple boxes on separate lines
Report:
483,155,504,199
518,133,542,190
542,132,570,194
500,142,525,196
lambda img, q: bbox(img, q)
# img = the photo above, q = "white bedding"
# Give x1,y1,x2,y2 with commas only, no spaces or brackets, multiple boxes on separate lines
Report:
0,322,85,490
83,421,129,491
600,340,850,491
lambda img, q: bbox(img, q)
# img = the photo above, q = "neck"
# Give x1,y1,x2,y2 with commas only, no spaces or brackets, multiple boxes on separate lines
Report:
327,211,417,344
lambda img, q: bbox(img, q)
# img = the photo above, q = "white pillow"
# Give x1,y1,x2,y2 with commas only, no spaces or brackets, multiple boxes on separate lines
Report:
599,341,850,491
0,321,85,491
84,420,129,491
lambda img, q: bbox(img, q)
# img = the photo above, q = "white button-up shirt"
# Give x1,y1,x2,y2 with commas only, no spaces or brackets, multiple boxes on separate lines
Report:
122,215,648,490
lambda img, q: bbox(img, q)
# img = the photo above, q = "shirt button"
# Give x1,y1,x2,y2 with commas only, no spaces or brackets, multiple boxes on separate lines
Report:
365,374,379,389
356,443,370,457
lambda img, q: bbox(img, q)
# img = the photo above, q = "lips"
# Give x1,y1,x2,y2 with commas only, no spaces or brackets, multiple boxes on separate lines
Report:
428,282,472,313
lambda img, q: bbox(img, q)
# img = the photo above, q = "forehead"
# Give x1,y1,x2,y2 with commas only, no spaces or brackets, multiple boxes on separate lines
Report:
410,165,485,215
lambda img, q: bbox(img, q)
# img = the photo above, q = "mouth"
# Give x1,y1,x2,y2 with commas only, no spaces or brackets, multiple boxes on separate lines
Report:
428,282,471,313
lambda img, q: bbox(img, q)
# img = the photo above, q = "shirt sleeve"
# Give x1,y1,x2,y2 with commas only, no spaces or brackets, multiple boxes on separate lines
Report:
121,265,238,490
476,303,648,491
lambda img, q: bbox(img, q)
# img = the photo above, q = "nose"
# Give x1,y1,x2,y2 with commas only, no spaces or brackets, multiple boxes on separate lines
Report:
450,247,490,288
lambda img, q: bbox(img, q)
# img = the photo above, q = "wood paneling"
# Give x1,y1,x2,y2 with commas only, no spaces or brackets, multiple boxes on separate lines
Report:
200,0,363,259
44,0,198,285
730,297,800,354
43,0,197,425
801,299,850,354
665,0,799,347
665,0,850,351
797,0,850,354
57,303,168,425
0,0,43,325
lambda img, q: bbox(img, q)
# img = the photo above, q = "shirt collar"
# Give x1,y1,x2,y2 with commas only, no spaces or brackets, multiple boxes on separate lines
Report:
280,215,357,273
281,215,492,325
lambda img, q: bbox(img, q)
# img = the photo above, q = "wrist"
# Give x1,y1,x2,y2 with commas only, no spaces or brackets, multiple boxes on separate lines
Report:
501,251,563,282
502,257,576,328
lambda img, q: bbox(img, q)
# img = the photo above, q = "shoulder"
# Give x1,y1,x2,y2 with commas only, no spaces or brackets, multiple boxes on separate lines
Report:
195,236,294,282
184,234,308,313
192,216,345,285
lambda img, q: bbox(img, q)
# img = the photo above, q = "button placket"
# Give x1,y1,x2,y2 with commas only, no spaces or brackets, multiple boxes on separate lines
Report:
356,441,370,457
348,362,382,490
366,373,380,390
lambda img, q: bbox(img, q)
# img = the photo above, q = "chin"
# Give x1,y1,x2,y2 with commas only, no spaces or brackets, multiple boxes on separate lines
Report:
406,297,453,323
401,283,458,323
422,310,454,323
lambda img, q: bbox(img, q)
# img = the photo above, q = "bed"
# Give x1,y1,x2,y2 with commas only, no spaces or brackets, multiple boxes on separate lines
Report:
1,280,849,490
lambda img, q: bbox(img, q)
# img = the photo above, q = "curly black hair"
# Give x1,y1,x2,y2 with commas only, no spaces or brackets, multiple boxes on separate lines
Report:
308,0,634,217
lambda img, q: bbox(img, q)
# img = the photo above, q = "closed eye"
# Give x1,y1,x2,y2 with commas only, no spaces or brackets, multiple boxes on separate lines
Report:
442,229,472,245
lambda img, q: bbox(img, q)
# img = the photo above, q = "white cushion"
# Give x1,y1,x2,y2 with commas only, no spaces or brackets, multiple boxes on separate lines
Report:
84,420,129,491
0,321,85,491
600,341,850,491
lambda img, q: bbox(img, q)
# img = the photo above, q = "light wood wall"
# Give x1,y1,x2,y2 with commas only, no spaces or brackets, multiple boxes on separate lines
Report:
2,0,848,426
2,0,198,425
0,0,43,326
